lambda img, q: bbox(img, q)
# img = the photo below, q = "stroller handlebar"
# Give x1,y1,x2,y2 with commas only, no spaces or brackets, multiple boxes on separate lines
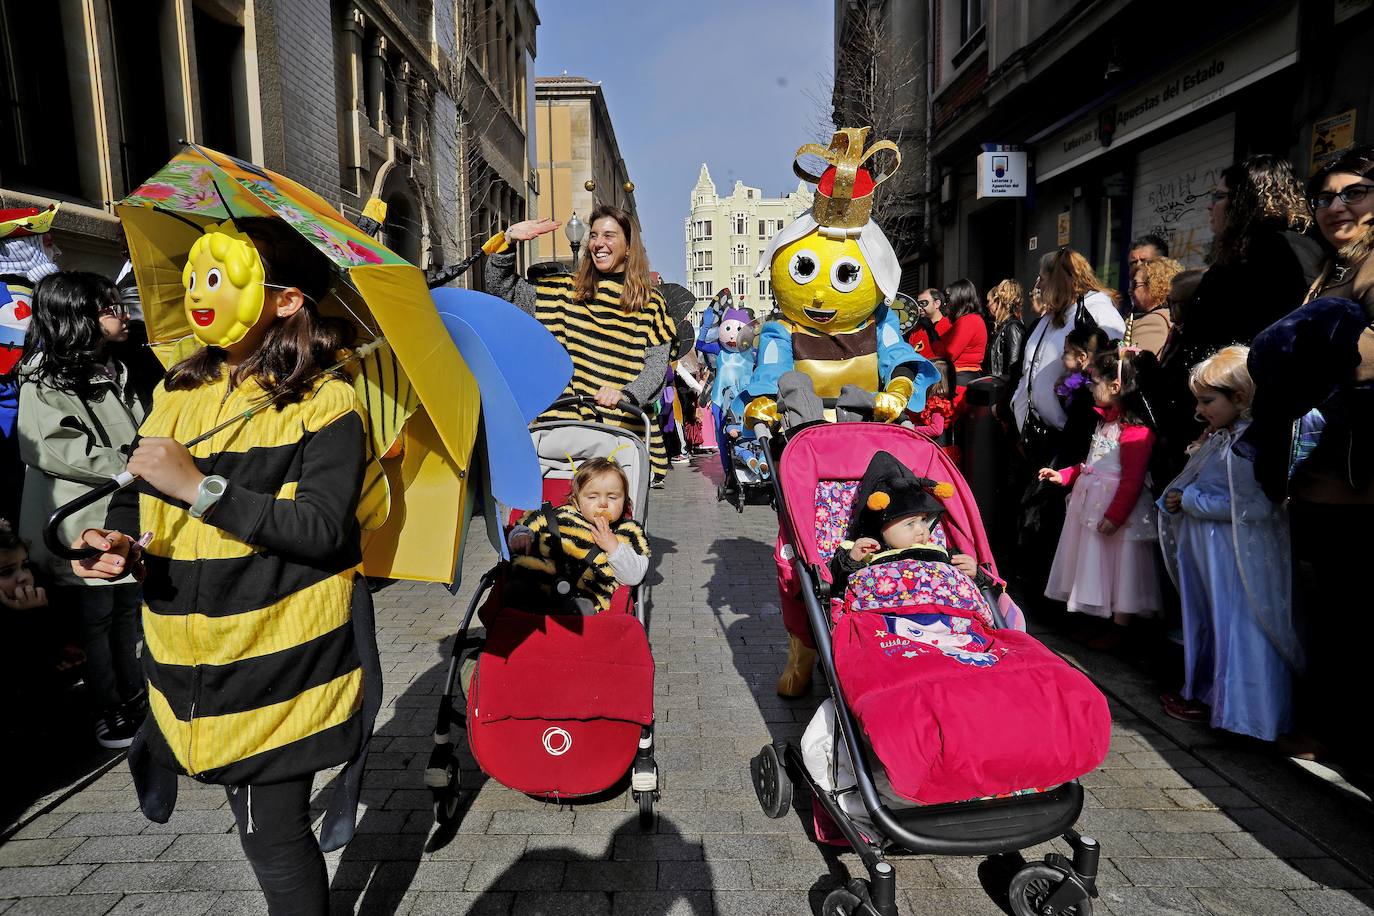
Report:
547,396,653,446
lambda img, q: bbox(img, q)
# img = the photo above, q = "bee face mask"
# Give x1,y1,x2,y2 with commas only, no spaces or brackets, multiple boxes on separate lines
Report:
182,222,266,348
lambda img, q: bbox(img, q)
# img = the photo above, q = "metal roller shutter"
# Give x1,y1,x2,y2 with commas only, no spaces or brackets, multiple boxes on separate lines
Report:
1130,113,1236,269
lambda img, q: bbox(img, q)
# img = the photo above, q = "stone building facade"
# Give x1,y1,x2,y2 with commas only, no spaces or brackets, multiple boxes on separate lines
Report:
683,164,812,325
531,75,637,265
849,0,1374,300
0,0,536,279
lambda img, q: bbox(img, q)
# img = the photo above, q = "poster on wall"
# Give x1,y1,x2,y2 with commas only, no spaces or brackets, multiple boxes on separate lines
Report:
1311,110,1357,175
1130,113,1236,269
1056,212,1071,246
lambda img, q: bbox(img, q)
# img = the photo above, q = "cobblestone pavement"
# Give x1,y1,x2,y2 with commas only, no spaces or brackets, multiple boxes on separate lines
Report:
3,458,1373,915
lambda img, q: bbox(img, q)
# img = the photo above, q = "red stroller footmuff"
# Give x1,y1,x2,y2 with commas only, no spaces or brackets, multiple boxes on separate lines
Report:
468,608,655,798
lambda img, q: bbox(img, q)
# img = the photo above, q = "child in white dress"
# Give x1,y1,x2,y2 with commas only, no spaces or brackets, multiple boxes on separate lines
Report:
1039,348,1161,645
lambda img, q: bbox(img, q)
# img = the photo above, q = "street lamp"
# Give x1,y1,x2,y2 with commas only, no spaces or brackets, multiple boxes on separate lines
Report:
565,212,587,265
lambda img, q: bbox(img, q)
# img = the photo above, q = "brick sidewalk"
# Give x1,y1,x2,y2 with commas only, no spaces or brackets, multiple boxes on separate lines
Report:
1,458,1372,915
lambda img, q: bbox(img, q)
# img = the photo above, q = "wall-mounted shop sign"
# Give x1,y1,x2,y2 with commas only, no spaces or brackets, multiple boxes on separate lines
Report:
1035,5,1298,182
976,144,1027,198
1311,109,1357,175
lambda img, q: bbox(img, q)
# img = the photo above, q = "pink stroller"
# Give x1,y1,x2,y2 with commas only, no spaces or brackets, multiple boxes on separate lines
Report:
749,421,1106,916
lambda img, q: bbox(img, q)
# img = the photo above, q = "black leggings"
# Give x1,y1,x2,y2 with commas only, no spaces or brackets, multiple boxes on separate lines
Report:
225,777,328,915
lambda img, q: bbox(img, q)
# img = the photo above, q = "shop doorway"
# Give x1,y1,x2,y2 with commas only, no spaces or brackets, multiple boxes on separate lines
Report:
967,202,1017,298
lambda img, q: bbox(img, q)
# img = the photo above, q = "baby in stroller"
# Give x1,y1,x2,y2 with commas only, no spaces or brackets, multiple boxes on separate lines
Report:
805,449,1110,809
508,456,649,614
830,450,991,600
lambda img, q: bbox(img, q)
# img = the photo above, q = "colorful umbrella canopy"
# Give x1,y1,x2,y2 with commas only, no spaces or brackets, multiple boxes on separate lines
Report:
118,144,480,582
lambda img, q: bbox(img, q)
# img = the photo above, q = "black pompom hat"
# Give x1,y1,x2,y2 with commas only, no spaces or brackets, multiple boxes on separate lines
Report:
847,451,954,542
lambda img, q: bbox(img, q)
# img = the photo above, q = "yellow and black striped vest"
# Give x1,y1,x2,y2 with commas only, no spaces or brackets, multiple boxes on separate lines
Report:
130,374,371,784
511,505,649,612
530,274,675,474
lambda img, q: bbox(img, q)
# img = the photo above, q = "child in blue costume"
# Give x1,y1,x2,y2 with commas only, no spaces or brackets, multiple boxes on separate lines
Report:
707,306,757,476
1157,346,1302,741
0,206,61,524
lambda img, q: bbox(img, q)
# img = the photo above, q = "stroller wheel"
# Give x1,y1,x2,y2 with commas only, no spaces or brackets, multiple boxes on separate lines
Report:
636,789,656,829
1009,863,1093,916
751,743,792,818
821,886,863,916
430,763,461,826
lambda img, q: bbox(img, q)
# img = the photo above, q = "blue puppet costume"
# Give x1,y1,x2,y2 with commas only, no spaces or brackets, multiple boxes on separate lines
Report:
738,128,937,432
740,127,938,697
706,305,757,476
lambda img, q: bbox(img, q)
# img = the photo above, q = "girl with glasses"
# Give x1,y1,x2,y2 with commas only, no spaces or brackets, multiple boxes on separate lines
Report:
12,272,144,750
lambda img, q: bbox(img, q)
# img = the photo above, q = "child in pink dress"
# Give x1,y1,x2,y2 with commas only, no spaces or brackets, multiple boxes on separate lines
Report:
1039,348,1161,645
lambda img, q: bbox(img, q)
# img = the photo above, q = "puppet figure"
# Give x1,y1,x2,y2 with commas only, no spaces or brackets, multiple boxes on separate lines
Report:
0,205,61,522
740,129,938,696
740,128,937,432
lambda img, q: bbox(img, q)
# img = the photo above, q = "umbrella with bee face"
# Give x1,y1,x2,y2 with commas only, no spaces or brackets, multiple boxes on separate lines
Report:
114,144,479,582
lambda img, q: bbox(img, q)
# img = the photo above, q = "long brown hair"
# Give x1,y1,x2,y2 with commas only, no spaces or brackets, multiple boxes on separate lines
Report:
164,217,354,406
572,205,655,314
1037,248,1119,327
1208,155,1312,266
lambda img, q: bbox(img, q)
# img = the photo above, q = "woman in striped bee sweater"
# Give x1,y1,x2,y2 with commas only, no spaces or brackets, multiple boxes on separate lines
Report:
486,206,676,481
71,218,380,915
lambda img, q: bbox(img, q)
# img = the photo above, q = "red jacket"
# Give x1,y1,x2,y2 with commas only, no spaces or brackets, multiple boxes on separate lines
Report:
1058,414,1155,528
931,315,988,372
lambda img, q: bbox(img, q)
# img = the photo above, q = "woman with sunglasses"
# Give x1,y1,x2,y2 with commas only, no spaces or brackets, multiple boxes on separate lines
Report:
1304,144,1374,308
13,271,145,749
1244,144,1374,769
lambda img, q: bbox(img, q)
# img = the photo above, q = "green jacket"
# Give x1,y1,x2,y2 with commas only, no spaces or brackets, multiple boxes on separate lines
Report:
16,355,145,584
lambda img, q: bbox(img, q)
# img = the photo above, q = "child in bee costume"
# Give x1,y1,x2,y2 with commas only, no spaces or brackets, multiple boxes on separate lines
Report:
739,128,939,697
74,218,381,915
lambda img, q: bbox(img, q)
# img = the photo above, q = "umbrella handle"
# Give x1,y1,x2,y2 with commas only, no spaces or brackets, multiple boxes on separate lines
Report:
44,472,138,562
548,396,653,446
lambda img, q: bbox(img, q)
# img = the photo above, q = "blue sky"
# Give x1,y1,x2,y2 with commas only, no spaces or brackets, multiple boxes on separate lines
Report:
534,0,834,284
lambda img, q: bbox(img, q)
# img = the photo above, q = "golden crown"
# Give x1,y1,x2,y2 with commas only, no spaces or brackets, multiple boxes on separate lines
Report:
793,127,901,230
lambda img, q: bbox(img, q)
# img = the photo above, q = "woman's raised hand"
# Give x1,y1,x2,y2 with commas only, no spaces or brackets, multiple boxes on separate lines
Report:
505,218,562,243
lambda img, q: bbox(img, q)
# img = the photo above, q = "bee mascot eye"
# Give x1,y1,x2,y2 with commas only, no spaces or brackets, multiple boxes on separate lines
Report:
831,258,863,293
788,250,819,284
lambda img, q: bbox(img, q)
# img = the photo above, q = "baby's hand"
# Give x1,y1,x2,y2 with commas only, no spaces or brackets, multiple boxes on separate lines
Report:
727,428,741,439
508,529,533,554
589,516,621,553
951,554,977,577
849,537,880,561
1163,490,1183,513
1038,467,1063,485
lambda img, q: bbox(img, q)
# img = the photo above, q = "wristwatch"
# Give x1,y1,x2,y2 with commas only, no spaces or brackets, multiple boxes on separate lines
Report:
189,475,228,519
